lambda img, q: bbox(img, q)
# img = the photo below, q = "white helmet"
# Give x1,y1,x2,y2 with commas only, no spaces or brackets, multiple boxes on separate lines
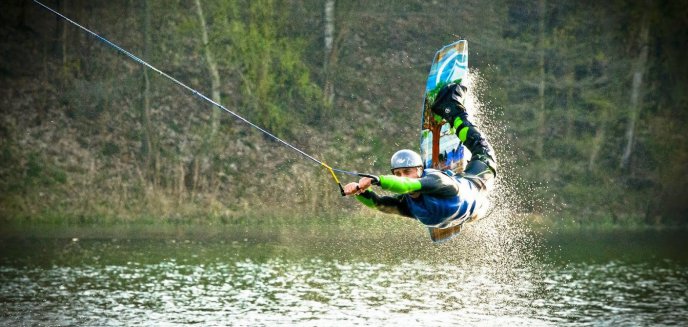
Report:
390,149,423,171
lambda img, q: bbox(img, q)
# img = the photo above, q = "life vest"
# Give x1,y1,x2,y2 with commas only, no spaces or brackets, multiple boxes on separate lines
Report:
403,169,481,228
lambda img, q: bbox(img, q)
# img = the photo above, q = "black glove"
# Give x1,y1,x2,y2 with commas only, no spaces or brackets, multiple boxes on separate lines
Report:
430,83,468,126
357,173,380,185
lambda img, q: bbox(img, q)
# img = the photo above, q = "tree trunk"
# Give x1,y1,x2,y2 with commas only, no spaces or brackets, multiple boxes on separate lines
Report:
324,0,335,59
140,0,156,187
194,0,222,140
323,0,335,106
178,161,185,203
565,71,574,140
60,0,68,71
535,0,547,158
620,13,650,170
588,109,607,171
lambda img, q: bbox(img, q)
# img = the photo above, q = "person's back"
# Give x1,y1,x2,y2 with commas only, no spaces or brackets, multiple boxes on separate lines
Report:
398,168,485,227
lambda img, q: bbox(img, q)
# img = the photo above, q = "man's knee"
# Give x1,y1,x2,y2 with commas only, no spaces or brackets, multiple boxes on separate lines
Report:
463,157,496,190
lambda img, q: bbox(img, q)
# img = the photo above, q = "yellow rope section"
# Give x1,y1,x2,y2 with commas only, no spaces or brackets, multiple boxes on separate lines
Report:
321,162,342,185
321,162,346,196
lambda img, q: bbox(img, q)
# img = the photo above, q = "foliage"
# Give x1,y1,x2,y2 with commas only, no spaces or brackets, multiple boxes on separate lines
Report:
0,0,686,226
176,0,323,136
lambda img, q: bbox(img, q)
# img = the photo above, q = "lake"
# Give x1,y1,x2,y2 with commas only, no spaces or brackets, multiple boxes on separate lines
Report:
1,217,686,326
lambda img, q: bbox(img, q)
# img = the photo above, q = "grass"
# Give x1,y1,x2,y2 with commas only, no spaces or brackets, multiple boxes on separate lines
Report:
539,215,688,234
3,188,683,232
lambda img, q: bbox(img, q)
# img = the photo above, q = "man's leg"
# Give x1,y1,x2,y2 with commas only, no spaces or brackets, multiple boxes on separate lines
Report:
460,118,496,190
431,83,497,189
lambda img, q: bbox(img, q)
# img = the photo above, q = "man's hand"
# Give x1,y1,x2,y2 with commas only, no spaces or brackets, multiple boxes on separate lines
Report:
343,182,360,196
358,177,374,191
343,177,375,196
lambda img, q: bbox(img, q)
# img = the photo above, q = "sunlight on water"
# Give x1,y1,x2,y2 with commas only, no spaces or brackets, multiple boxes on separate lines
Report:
1,256,686,326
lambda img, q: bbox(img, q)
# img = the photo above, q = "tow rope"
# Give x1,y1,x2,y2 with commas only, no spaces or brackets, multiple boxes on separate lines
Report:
34,0,364,195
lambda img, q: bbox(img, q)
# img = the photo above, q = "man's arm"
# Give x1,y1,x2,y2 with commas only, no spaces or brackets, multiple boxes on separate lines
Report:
344,180,413,218
355,190,414,218
377,173,459,197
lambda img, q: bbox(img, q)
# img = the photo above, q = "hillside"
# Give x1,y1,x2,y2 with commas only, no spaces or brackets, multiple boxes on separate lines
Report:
1,0,686,226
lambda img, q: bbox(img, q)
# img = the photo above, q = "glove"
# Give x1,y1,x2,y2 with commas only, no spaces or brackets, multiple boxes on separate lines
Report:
430,83,468,126
357,173,380,185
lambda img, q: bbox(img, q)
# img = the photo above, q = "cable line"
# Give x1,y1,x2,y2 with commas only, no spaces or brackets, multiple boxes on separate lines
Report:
33,0,361,195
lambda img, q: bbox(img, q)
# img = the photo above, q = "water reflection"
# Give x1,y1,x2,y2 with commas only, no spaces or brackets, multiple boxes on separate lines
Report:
1,252,686,326
1,221,686,326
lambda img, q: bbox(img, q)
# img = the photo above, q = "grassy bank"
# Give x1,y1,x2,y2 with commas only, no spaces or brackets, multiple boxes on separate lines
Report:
524,213,678,233
0,210,419,238
3,191,685,234
2,215,687,267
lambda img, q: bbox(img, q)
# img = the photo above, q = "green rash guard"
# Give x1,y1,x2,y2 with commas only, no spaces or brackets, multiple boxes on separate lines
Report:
356,106,496,225
355,170,462,219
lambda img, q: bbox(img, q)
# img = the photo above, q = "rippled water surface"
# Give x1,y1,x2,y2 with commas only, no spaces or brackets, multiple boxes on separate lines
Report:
1,224,686,326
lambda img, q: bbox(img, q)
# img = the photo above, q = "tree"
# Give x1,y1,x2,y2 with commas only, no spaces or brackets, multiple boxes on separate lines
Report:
535,0,547,158
139,0,158,186
194,0,222,141
619,9,650,170
323,0,335,106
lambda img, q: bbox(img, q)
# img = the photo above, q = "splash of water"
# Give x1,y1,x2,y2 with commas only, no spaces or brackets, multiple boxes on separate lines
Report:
422,70,549,279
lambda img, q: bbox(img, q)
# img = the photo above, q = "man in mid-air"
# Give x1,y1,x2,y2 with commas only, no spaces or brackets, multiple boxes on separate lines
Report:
344,83,497,241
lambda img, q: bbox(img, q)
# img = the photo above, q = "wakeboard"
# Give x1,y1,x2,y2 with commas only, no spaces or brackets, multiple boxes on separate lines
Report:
419,40,469,243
